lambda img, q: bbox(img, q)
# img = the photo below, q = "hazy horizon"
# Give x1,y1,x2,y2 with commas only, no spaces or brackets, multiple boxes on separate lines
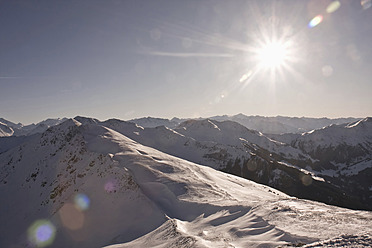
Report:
1,113,366,126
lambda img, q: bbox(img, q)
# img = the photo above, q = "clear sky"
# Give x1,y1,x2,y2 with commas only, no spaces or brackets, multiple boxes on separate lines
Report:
1,0,371,124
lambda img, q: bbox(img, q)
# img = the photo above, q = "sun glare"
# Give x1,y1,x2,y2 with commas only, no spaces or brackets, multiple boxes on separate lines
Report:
256,41,288,69
242,36,298,85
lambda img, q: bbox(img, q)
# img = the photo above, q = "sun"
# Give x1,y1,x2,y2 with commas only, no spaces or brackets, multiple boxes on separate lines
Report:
256,41,289,70
239,36,298,85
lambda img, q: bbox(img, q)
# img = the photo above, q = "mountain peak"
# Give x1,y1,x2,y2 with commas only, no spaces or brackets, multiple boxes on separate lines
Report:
73,116,99,125
0,118,23,129
234,113,247,118
179,119,220,129
128,117,181,129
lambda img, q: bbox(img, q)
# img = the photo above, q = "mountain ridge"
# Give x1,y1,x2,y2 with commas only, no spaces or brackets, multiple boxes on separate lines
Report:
127,114,361,134
2,115,371,211
1,118,371,247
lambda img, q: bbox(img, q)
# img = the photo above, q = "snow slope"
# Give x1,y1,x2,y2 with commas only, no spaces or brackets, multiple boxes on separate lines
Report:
93,123,371,248
0,119,166,248
108,119,265,169
0,122,14,137
174,119,306,158
63,117,371,210
2,118,371,247
301,233,372,247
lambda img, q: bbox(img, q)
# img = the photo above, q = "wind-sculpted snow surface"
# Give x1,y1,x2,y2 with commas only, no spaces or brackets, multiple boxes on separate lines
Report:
2,118,371,247
300,233,372,247
94,124,371,248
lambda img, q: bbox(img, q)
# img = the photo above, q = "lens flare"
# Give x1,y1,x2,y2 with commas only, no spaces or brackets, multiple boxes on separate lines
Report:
239,70,253,83
361,0,372,10
59,203,85,230
308,15,323,28
300,174,313,186
28,220,56,247
104,180,117,193
74,193,90,211
247,162,257,172
326,1,341,13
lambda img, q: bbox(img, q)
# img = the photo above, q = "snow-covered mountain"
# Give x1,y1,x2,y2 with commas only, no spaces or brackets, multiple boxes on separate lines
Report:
0,118,22,137
13,116,367,210
170,118,371,210
294,117,372,157
128,114,359,134
0,122,14,137
0,118,23,129
0,117,68,137
128,117,184,129
2,115,371,211
268,117,372,177
1,118,371,247
267,117,372,211
209,114,359,134
98,117,369,210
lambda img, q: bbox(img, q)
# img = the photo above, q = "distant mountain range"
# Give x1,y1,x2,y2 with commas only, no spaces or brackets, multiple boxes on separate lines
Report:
1,115,371,247
128,114,359,134
0,114,359,138
2,114,371,210
0,117,68,137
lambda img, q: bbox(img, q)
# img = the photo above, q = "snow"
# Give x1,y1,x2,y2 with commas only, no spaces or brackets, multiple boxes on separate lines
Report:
0,117,68,137
0,121,166,248
295,117,372,150
301,233,372,247
339,159,372,176
87,126,372,248
0,122,14,137
128,117,181,129
278,161,326,182
346,118,368,128
207,120,221,131
254,198,372,242
1,117,372,247
101,118,251,170
174,119,310,161
209,114,359,134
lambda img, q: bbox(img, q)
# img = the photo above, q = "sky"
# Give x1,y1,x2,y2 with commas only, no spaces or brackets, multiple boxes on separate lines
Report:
0,0,372,124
